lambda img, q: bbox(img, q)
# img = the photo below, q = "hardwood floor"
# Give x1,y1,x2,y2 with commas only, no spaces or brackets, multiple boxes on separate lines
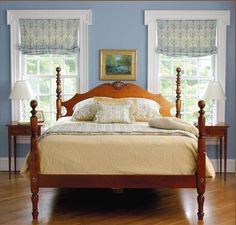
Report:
0,172,235,225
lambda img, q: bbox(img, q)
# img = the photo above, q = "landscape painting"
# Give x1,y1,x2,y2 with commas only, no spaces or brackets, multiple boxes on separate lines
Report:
100,49,136,80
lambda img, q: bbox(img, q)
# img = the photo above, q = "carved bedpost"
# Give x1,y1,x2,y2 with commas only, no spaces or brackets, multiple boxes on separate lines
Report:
176,67,181,118
197,100,206,220
56,67,62,120
30,100,40,220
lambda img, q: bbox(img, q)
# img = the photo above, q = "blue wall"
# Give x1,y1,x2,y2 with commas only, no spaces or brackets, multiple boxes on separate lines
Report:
0,1,235,159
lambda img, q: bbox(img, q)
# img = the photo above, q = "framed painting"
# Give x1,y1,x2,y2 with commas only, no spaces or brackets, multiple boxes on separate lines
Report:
100,49,137,80
36,110,45,123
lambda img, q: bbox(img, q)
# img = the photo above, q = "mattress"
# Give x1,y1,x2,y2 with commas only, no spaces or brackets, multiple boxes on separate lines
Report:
21,117,215,180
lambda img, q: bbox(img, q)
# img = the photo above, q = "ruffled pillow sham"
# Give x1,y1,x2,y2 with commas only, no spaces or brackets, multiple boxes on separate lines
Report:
129,98,161,121
71,98,96,121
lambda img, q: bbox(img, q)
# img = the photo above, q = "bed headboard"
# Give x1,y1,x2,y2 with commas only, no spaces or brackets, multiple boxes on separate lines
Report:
56,67,181,120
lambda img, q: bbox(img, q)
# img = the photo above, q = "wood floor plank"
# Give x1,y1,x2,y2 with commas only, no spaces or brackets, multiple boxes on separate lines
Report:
0,172,234,225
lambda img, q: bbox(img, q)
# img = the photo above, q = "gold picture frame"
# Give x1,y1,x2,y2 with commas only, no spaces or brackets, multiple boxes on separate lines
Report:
36,110,45,123
100,49,137,80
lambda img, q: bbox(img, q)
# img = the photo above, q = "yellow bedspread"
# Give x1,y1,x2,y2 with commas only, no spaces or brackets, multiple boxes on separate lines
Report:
21,120,215,180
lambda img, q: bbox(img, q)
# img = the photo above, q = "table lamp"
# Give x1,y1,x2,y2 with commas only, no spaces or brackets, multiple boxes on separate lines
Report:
202,80,226,124
9,80,35,123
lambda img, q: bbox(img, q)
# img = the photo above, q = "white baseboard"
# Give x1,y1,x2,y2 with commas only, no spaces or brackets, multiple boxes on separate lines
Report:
0,157,235,173
210,159,235,173
0,157,25,171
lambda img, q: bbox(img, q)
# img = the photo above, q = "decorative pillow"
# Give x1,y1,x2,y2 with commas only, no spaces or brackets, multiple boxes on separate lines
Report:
71,98,96,121
129,98,160,121
95,102,133,124
70,97,160,122
95,97,136,121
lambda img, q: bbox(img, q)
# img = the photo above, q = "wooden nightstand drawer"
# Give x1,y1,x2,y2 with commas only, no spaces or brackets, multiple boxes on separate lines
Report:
205,127,211,136
10,126,31,135
205,127,226,137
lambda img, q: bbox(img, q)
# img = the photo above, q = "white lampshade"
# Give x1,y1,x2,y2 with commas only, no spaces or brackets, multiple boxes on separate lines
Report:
9,80,35,100
202,81,226,100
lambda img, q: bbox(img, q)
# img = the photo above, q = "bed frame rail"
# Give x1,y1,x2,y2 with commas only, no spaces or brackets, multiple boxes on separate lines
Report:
38,174,196,188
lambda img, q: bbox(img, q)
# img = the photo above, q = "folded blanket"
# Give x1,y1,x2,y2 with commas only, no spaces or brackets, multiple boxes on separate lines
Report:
148,117,199,137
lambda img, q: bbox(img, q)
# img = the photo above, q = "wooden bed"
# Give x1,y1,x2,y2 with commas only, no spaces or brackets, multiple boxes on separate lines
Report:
29,67,206,221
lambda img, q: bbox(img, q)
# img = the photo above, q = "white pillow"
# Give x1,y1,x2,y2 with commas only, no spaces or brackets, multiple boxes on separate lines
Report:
70,97,160,122
95,102,133,124
71,98,96,121
126,98,160,121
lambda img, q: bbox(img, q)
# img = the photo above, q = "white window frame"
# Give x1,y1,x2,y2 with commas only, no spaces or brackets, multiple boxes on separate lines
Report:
144,10,230,123
7,10,92,121
22,54,78,129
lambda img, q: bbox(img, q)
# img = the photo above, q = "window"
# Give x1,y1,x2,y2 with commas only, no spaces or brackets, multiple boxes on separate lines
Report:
23,54,77,128
7,10,92,129
145,10,230,123
159,54,214,123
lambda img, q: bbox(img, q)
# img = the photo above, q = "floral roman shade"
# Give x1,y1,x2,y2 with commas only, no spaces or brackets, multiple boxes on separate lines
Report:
19,19,80,55
157,20,217,57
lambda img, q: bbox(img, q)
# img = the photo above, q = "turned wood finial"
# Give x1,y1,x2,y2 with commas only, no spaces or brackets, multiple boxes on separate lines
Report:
198,100,206,133
56,67,62,120
56,67,62,99
198,100,206,128
30,100,38,116
198,100,206,112
176,67,181,74
198,100,206,122
56,67,61,73
176,67,181,118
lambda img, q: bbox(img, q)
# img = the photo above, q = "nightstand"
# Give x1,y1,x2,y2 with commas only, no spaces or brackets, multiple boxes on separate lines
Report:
6,122,42,179
196,122,229,181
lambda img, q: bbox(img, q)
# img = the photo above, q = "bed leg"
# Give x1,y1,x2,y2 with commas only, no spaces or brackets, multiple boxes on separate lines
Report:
32,191,39,220
197,191,205,220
